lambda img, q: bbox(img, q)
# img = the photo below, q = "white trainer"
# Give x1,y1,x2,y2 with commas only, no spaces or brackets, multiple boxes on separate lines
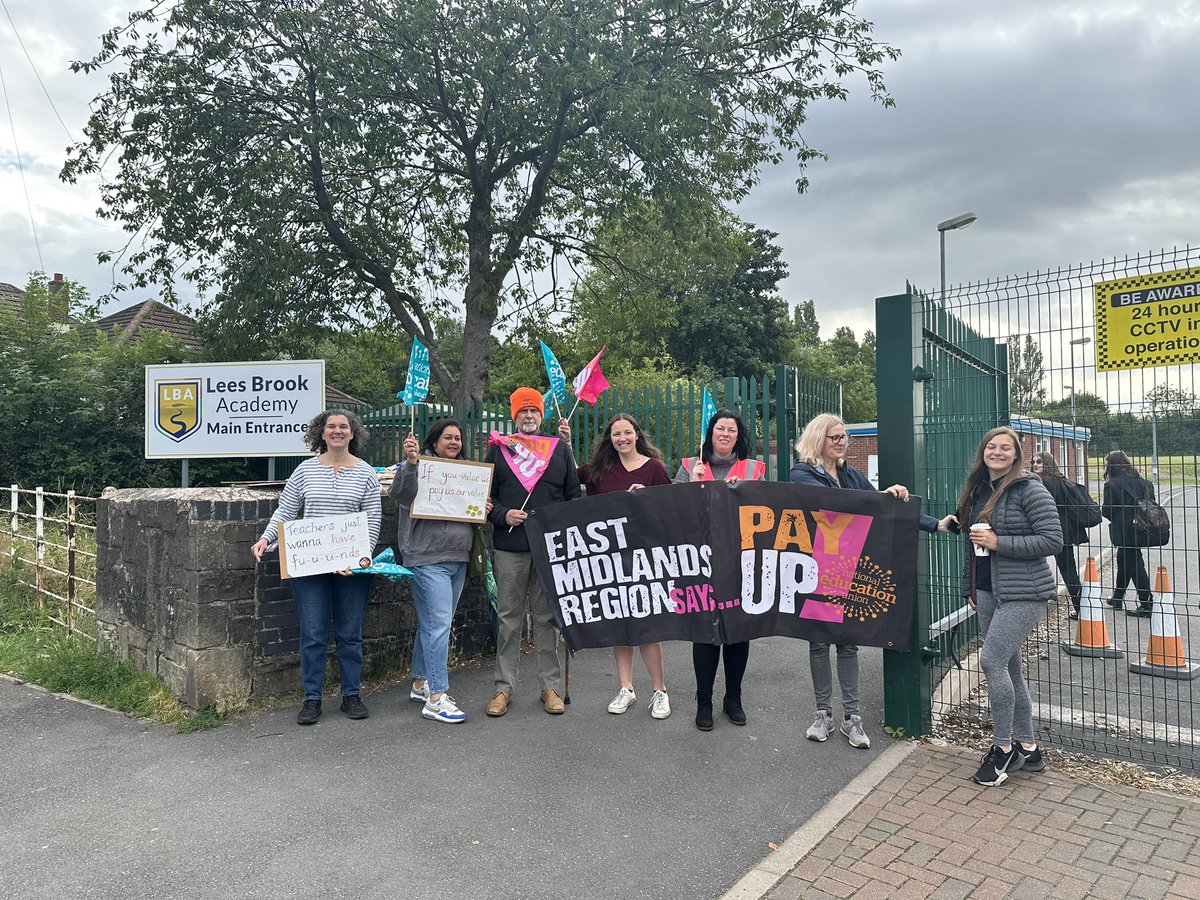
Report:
649,690,671,720
422,694,467,724
607,686,637,714
806,710,834,742
841,714,871,748
409,681,430,703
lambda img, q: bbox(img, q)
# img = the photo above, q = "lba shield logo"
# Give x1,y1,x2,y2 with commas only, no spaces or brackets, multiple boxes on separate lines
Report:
155,379,202,442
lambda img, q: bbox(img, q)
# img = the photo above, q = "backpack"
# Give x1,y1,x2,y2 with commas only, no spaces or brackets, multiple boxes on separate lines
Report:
1132,495,1171,547
1063,479,1102,530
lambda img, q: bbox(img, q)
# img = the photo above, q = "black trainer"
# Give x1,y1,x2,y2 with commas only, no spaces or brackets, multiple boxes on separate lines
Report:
296,699,322,726
972,744,1024,786
340,694,370,719
1014,742,1045,772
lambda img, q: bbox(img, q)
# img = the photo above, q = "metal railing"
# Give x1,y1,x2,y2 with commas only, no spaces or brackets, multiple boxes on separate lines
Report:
4,485,98,635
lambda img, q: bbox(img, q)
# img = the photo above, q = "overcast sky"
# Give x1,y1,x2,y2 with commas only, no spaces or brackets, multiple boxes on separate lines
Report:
2,1,1198,344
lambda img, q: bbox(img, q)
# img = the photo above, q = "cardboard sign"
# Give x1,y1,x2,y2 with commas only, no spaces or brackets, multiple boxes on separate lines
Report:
278,513,373,579
409,458,494,523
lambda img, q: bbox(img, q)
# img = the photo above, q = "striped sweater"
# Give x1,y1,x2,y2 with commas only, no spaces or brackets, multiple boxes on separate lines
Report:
259,456,382,547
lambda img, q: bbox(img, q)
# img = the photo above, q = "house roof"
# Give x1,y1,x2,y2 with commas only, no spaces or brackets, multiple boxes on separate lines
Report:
96,299,203,354
0,281,23,317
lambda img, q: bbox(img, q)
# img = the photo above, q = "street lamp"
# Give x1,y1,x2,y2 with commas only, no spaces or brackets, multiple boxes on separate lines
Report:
1068,336,1091,482
938,212,978,296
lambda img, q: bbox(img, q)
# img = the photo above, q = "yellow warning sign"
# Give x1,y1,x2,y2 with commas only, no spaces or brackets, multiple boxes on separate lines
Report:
1095,267,1200,372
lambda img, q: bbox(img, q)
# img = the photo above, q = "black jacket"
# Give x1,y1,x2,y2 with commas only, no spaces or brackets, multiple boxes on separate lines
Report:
1102,474,1154,548
485,437,580,553
1041,474,1090,546
789,460,941,533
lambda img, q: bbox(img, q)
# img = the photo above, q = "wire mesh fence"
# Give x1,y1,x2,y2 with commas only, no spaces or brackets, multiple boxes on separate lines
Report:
884,245,1200,771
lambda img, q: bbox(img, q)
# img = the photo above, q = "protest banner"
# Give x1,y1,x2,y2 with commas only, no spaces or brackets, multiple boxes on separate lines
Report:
524,480,920,651
409,457,495,523
278,512,374,578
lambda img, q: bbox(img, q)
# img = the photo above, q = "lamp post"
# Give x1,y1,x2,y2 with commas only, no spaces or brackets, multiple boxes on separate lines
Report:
1068,336,1091,482
937,212,978,296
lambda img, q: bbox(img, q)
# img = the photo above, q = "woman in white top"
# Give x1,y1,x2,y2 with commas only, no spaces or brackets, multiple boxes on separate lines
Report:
252,410,382,726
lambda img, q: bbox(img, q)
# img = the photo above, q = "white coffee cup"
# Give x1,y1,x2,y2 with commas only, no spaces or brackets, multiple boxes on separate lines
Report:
970,523,992,556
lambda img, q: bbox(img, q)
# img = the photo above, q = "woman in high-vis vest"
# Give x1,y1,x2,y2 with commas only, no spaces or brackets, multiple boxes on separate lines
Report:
674,408,767,731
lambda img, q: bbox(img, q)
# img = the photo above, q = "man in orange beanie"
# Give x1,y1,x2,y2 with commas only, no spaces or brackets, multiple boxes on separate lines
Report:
484,387,579,717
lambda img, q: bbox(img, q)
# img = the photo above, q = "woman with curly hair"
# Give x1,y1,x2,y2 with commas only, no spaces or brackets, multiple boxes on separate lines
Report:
252,409,382,726
578,413,672,719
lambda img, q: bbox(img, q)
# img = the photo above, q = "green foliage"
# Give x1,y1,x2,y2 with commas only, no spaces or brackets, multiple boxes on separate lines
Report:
792,326,877,422
66,0,898,406
1008,334,1047,414
0,274,256,492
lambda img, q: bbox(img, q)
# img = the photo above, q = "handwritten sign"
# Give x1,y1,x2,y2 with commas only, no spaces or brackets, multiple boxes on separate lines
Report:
278,513,373,579
410,458,494,523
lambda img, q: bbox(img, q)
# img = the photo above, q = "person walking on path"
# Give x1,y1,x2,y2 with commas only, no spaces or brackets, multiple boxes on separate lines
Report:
955,426,1062,785
674,409,767,732
578,413,673,719
251,410,382,726
484,387,580,717
1102,450,1156,617
791,413,955,750
1032,451,1092,620
391,419,480,725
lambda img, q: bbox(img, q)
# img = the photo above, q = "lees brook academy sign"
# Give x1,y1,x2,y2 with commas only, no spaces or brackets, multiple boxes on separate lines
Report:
145,360,326,458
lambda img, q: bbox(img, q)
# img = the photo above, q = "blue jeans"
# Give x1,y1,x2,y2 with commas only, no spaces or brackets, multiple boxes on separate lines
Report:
409,562,467,695
291,573,373,700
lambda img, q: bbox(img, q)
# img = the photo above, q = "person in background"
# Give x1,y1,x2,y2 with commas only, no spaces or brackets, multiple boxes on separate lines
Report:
484,387,580,717
391,418,480,724
790,413,955,750
578,413,673,719
1102,450,1155,617
955,427,1062,785
674,409,766,731
1031,452,1086,620
251,410,382,726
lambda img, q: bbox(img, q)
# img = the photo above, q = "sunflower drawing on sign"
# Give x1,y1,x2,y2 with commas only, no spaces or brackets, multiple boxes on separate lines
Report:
154,379,203,442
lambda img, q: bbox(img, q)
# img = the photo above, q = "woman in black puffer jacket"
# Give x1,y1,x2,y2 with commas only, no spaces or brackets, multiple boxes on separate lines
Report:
1101,450,1155,616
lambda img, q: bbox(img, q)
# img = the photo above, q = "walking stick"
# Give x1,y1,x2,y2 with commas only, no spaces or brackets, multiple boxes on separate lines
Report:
562,633,571,705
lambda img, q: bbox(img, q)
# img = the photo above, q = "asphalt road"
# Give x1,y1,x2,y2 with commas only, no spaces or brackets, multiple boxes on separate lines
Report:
1,636,887,900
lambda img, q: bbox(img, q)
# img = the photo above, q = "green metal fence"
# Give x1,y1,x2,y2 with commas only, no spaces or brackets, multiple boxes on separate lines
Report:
878,245,1200,773
360,366,840,482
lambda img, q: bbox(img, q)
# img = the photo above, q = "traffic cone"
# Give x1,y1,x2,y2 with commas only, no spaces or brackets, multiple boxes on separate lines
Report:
1130,568,1200,679
1062,556,1122,658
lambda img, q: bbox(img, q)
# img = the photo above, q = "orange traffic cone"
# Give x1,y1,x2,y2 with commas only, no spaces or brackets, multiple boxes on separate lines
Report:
1062,556,1122,658
1130,568,1200,679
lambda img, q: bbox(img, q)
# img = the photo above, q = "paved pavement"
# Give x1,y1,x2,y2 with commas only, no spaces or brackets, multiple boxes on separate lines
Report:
7,638,1200,900
730,742,1200,900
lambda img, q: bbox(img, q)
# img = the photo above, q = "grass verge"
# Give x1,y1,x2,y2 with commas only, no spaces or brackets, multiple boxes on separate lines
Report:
0,572,221,731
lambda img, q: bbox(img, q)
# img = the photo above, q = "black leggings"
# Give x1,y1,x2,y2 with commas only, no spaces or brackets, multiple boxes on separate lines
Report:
692,642,749,701
1114,546,1152,604
1054,545,1082,609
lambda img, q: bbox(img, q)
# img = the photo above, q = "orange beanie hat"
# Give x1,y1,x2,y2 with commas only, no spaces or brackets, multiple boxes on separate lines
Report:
509,387,544,420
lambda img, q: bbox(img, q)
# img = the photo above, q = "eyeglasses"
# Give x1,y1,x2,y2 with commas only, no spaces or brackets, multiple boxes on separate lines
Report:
826,434,848,444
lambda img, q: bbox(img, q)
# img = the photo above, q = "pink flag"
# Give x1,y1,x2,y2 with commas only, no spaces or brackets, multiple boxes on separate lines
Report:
489,430,560,494
571,345,610,405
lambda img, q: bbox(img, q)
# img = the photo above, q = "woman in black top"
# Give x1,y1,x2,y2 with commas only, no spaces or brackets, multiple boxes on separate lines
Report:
1031,452,1087,619
1101,450,1154,616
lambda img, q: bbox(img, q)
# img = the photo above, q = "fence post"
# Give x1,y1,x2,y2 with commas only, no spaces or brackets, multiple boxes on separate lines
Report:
35,486,45,609
774,366,792,481
877,291,933,738
67,490,77,634
8,485,16,570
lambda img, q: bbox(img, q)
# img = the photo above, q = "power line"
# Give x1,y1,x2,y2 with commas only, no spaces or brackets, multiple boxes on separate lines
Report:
1,0,73,143
0,56,44,272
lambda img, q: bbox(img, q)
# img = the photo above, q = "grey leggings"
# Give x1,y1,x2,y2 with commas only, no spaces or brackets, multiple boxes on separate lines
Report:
809,643,859,716
976,589,1045,747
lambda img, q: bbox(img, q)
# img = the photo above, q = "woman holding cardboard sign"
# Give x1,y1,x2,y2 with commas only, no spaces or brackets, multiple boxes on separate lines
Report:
252,410,382,726
391,419,484,725
579,413,672,720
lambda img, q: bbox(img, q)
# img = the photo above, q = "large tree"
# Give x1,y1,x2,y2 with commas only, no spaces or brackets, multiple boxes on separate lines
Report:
65,0,898,406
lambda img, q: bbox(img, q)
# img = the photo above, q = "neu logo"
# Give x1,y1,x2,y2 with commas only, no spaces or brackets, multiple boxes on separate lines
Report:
155,379,202,442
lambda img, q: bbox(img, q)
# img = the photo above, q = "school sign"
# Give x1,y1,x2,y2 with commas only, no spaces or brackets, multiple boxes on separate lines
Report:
145,360,326,458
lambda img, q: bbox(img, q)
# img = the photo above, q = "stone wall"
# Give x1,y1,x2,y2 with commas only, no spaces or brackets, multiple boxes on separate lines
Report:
96,487,494,709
